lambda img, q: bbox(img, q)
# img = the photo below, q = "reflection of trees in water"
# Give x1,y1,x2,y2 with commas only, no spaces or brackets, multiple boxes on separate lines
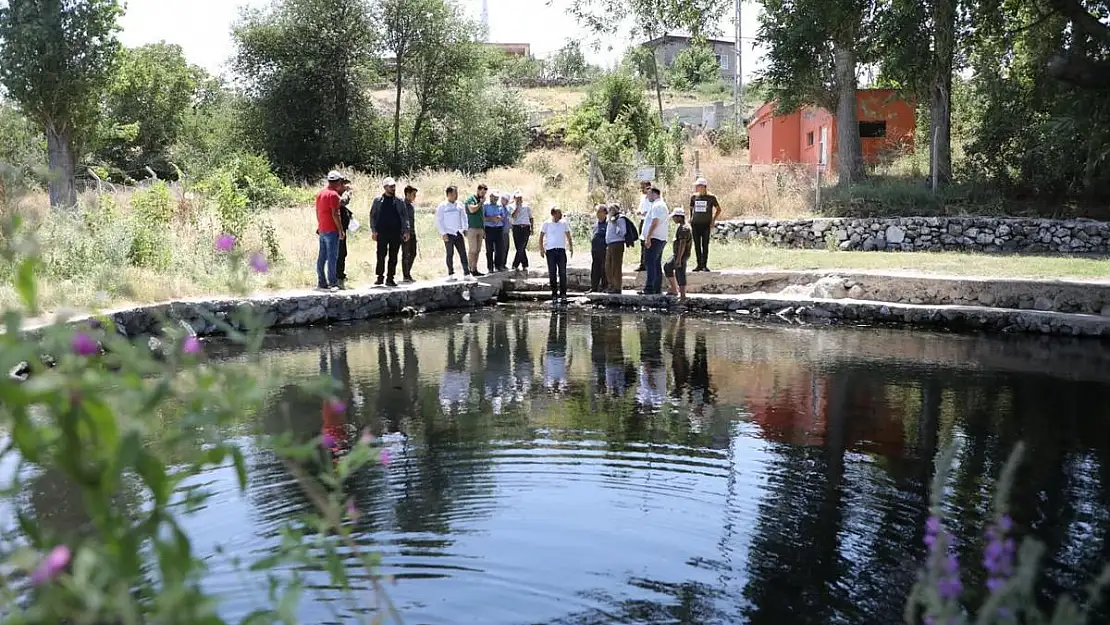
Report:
542,578,734,625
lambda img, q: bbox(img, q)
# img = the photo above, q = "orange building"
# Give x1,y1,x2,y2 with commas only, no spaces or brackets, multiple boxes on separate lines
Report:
747,89,915,170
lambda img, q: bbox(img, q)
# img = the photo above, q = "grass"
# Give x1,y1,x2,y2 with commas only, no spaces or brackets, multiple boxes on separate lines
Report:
3,145,1107,314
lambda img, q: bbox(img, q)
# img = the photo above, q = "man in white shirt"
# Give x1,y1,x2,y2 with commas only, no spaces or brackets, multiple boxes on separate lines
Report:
509,190,534,272
639,186,669,295
538,205,574,301
635,180,652,271
435,185,470,280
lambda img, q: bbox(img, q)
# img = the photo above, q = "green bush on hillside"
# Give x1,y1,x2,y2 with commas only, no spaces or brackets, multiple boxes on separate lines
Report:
669,44,720,90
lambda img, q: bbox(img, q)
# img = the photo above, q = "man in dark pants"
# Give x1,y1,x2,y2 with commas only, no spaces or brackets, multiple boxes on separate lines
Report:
401,185,419,283
635,180,651,271
482,190,507,273
435,185,470,279
589,204,609,292
688,177,721,272
336,177,353,289
539,205,573,301
369,177,412,287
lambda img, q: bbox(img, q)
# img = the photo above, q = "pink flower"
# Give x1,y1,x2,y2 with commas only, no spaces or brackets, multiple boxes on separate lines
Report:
71,332,99,357
326,398,347,414
182,336,202,355
346,501,358,519
380,448,392,467
322,433,337,449
215,234,236,253
248,252,269,273
360,430,376,445
30,545,71,585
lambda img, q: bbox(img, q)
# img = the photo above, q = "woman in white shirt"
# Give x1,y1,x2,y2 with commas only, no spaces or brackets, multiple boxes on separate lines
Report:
538,205,574,301
434,185,470,279
510,190,534,272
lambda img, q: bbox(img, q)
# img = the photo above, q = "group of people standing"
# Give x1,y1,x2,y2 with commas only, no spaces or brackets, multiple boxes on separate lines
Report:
313,170,723,302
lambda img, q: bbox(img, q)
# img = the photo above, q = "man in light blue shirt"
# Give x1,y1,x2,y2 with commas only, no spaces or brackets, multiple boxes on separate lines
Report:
482,190,507,273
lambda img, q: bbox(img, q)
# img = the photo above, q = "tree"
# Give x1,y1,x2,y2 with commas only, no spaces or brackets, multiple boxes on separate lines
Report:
550,39,589,80
97,43,202,181
757,0,878,184
381,0,444,173
0,0,122,208
559,0,731,121
233,0,378,178
670,41,720,89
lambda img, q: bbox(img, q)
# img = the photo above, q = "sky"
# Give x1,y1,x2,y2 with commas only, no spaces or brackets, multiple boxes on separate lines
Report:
117,0,767,81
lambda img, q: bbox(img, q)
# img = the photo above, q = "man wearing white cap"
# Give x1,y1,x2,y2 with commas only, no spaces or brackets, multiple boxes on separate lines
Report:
664,207,693,302
369,176,412,287
509,190,533,272
688,177,721,272
315,171,347,291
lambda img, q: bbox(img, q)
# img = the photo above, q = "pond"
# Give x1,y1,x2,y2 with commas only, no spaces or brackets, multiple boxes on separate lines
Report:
25,308,1110,624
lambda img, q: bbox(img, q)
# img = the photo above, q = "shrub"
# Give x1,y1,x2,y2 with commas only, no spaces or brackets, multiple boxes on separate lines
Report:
203,153,289,210
644,125,684,184
710,122,748,156
669,44,720,90
567,72,656,152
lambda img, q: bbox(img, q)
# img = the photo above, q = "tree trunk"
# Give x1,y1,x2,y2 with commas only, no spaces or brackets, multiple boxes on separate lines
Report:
929,0,956,188
392,50,404,174
832,41,863,185
45,124,78,209
650,37,665,124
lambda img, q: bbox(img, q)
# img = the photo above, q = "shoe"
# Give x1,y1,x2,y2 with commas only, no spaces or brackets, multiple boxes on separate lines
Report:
328,285,340,293
385,279,398,288
472,271,485,277
402,277,415,284
374,277,384,286
446,274,456,282
316,285,329,292
635,267,645,272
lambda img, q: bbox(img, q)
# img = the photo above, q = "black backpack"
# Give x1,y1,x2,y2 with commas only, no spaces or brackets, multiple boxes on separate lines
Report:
622,216,639,247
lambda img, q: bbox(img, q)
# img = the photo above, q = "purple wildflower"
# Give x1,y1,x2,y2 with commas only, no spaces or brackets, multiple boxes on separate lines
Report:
30,545,71,585
248,252,269,273
215,234,236,253
924,514,963,603
326,398,347,414
346,501,358,519
322,433,337,449
984,515,1016,593
380,448,392,467
925,515,941,547
182,336,202,355
71,332,99,357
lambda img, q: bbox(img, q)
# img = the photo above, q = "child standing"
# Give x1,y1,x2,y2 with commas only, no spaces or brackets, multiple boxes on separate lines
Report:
664,208,692,302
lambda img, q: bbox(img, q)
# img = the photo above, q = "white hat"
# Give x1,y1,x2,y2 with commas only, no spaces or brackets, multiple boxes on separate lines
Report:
671,208,686,217
489,189,501,197
512,189,523,198
694,177,708,188
326,170,345,182
550,204,562,213
382,176,396,187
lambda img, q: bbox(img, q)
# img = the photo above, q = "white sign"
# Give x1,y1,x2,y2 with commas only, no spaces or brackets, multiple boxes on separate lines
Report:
635,166,656,182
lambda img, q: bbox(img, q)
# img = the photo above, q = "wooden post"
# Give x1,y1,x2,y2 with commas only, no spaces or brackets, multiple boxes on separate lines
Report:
695,150,701,177
815,166,823,211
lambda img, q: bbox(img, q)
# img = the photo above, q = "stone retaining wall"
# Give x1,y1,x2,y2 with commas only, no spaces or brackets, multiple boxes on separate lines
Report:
714,216,1110,254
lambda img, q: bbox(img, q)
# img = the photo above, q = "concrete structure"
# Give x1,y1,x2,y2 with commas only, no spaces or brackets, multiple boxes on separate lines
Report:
483,42,531,57
641,34,736,83
748,89,915,170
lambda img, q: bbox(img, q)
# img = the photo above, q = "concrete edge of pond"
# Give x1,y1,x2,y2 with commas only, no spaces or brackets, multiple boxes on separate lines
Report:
17,267,1110,342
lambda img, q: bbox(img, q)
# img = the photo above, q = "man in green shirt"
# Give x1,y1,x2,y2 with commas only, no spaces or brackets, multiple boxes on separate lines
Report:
464,183,488,277
688,177,722,272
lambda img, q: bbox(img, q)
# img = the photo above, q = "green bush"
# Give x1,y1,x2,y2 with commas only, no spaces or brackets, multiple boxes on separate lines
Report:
669,44,720,90
126,227,171,269
710,122,748,156
645,125,684,184
583,120,637,192
130,181,176,224
566,72,656,152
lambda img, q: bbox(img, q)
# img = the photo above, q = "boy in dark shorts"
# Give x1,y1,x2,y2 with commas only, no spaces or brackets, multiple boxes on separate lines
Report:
664,208,692,302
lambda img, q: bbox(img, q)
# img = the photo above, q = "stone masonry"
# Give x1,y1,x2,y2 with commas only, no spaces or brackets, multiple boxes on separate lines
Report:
714,216,1110,254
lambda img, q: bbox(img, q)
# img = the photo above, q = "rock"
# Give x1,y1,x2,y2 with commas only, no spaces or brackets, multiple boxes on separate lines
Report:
885,225,906,244
838,240,853,251
812,277,848,299
847,285,865,299
978,292,996,306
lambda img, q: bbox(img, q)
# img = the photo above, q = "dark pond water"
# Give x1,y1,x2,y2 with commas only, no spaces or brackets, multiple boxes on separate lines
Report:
23,308,1110,624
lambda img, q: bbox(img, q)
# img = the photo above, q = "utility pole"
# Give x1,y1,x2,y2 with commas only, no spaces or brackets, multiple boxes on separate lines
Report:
733,0,742,127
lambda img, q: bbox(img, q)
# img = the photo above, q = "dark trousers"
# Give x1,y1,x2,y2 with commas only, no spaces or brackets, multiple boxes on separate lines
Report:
485,226,505,272
498,226,510,270
545,248,568,297
636,219,646,268
402,236,417,279
643,240,666,294
375,234,402,279
443,233,469,275
512,225,532,269
590,246,608,291
336,235,348,281
692,223,712,269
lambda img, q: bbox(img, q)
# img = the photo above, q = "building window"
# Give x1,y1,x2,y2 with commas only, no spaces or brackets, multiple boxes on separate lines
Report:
859,121,887,138
806,131,814,146
718,54,729,70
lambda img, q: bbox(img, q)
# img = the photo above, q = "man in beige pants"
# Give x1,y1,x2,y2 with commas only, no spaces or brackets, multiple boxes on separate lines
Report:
463,183,488,276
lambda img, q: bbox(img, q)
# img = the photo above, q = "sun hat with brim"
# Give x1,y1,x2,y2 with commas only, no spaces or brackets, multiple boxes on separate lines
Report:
671,208,687,218
694,177,708,188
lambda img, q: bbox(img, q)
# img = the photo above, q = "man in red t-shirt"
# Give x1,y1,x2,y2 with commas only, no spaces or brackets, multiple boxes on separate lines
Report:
316,171,347,291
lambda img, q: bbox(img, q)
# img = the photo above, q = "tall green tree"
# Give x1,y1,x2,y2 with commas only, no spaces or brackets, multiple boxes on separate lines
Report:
549,39,589,80
757,0,879,184
0,0,122,208
233,0,378,179
97,43,202,181
559,0,731,121
381,0,443,173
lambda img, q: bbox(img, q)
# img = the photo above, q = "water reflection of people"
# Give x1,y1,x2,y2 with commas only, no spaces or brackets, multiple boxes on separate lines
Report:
667,316,691,401
377,334,405,433
602,314,633,397
590,315,607,396
688,330,718,430
636,315,666,408
320,342,354,456
484,315,512,414
439,324,472,414
401,327,421,429
544,312,569,393
511,314,534,402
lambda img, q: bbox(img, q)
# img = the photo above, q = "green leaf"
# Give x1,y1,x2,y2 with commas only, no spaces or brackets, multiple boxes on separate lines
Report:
14,257,38,312
231,446,249,491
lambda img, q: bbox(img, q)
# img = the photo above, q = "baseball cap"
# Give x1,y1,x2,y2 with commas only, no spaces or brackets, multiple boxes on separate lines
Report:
489,189,501,197
327,170,345,182
512,190,523,198
671,208,686,217
694,177,708,188
382,177,396,187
